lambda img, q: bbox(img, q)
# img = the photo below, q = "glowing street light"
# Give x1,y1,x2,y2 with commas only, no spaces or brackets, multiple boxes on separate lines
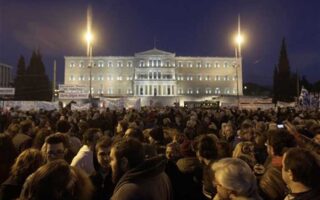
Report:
233,15,245,107
85,5,93,101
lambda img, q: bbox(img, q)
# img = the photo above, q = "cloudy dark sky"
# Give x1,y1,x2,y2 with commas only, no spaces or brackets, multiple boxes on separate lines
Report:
1,0,320,86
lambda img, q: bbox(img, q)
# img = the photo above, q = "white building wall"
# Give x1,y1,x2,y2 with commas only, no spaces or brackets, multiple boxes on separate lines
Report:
0,63,12,87
64,48,242,99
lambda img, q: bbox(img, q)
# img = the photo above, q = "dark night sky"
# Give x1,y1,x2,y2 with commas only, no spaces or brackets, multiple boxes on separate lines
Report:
1,0,320,86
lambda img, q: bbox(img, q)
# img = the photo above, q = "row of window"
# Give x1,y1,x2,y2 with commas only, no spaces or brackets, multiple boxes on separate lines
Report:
69,75,133,81
177,75,237,81
69,75,237,81
69,61,236,68
177,88,236,95
69,61,133,68
89,88,134,95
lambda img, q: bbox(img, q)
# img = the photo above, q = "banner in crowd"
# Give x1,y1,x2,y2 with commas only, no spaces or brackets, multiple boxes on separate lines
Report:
2,101,59,111
58,84,89,100
298,86,319,109
0,87,15,96
100,97,141,110
276,101,296,108
71,103,91,111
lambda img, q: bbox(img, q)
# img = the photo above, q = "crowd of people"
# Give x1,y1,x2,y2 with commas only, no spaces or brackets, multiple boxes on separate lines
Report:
0,105,320,200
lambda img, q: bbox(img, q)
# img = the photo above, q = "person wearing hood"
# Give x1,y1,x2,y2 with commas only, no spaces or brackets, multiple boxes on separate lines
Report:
110,137,173,200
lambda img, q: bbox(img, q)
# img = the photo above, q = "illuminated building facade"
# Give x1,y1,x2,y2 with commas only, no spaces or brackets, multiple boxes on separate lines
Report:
0,63,12,87
64,48,242,99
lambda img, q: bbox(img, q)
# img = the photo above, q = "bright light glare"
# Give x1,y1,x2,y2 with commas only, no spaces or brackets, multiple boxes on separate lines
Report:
85,32,93,44
235,34,244,45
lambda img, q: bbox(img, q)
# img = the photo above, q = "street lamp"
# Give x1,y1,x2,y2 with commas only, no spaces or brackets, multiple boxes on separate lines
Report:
85,6,93,101
233,15,244,108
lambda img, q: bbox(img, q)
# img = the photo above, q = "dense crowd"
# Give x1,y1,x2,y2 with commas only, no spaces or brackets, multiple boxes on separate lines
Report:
0,106,320,200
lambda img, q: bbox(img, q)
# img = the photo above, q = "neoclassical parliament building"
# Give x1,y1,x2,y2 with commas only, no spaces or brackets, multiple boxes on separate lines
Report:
64,48,242,102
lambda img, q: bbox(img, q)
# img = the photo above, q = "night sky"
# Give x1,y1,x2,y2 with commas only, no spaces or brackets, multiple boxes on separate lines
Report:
1,0,320,86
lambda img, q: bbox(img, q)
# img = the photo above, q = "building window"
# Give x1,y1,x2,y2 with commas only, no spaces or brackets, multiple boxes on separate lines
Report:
205,88,212,94
178,88,183,94
198,75,202,81
98,61,104,67
140,61,144,67
167,87,171,95
187,88,193,94
178,62,183,68
224,62,228,68
127,61,133,67
215,88,221,94
158,72,161,79
70,62,75,68
117,76,122,81
205,63,211,68
196,62,201,68
140,87,143,95
153,72,157,79
107,88,113,94
196,89,199,94
188,62,193,68
108,61,113,67
79,62,84,68
215,62,220,68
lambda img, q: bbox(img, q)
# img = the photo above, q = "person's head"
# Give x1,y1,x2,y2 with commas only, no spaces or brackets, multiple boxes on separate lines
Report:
149,126,165,145
266,129,296,156
232,142,256,168
116,120,128,136
222,124,234,139
20,160,93,200
282,148,320,190
196,135,218,164
10,149,45,182
239,123,254,141
33,128,53,150
313,132,320,144
109,138,145,184
83,128,102,149
20,119,34,136
166,142,181,161
95,136,113,170
124,128,144,142
55,119,71,133
5,123,20,137
44,134,68,162
211,158,260,200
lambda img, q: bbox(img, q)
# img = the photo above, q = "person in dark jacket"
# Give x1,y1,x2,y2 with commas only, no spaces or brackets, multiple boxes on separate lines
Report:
90,136,114,200
282,148,320,200
110,138,173,200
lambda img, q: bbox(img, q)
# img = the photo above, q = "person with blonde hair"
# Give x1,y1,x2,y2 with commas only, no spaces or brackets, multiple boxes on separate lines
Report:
0,149,45,200
211,158,262,200
20,160,93,200
232,141,256,169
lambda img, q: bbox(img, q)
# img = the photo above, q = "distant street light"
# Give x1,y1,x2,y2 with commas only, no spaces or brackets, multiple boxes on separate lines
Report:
234,15,245,108
85,6,93,101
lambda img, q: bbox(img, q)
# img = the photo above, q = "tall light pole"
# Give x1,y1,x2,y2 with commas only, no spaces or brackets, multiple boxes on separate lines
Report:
85,6,93,101
234,15,244,108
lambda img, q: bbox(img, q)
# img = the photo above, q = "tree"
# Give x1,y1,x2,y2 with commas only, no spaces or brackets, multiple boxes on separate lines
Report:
272,38,296,102
14,50,52,101
14,55,27,100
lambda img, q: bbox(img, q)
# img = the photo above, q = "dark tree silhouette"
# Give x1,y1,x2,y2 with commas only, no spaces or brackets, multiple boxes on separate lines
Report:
14,50,52,100
273,38,296,103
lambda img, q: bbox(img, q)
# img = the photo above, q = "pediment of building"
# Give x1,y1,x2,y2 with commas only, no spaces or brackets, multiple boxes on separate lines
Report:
135,48,175,57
